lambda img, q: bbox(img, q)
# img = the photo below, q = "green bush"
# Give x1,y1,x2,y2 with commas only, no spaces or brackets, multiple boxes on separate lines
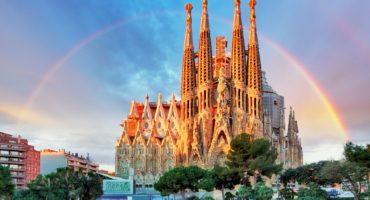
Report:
0,166,15,199
203,196,214,200
225,192,235,200
11,168,102,200
298,197,325,200
187,196,200,200
280,188,296,200
237,185,253,200
253,182,273,200
297,183,327,200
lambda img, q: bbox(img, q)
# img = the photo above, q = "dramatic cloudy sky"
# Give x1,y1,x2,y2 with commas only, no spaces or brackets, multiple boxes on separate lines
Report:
1,1,369,171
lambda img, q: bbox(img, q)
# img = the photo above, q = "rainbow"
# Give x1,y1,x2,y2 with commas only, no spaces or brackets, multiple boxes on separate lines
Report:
18,10,350,141
261,36,350,141
17,10,181,126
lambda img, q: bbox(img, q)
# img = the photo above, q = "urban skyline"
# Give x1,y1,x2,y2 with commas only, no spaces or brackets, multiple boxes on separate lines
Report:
1,1,369,171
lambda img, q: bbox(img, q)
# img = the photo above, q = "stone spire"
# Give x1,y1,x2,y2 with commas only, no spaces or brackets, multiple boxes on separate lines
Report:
231,0,248,112
287,107,294,135
287,107,298,136
286,106,302,168
197,0,213,112
231,0,247,85
247,0,262,119
184,3,194,49
200,0,210,31
181,3,196,121
247,0,262,91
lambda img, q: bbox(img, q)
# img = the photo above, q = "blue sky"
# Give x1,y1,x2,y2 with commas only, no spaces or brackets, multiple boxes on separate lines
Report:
1,0,369,171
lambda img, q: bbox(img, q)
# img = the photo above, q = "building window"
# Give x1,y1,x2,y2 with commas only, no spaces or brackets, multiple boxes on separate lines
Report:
0,150,9,155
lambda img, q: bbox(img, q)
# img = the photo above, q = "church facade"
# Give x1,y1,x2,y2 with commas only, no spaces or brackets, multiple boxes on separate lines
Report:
115,0,303,187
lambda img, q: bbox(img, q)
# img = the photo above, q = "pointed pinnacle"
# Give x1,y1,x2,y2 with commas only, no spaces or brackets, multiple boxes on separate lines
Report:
202,0,207,8
249,0,256,9
185,3,193,13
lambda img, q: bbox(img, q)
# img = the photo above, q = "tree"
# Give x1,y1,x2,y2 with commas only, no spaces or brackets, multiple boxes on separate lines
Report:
12,190,41,200
225,192,235,200
344,142,370,169
206,165,239,200
297,183,327,200
0,166,15,199
186,196,199,200
226,133,252,172
253,182,273,200
197,176,215,192
280,188,295,200
280,168,297,186
320,161,367,200
15,167,102,200
80,171,103,199
248,139,282,178
154,166,209,199
226,133,282,185
280,161,329,186
344,142,370,199
236,182,273,200
237,185,253,200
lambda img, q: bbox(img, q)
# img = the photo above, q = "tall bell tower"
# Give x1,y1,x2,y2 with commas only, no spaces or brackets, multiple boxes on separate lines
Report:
247,0,263,137
196,0,213,158
230,0,248,136
180,3,197,164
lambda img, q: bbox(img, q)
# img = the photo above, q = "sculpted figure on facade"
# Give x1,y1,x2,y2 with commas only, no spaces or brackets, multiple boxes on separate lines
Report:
217,66,228,117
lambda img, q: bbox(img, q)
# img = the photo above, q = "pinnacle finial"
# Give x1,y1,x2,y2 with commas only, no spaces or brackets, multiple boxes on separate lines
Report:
202,0,207,8
249,0,257,23
185,3,193,28
200,0,210,31
249,0,256,9
184,2,193,48
185,3,193,13
171,93,176,101
233,0,242,29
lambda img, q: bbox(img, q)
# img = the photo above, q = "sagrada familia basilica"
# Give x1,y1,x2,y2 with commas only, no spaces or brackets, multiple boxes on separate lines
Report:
115,0,303,186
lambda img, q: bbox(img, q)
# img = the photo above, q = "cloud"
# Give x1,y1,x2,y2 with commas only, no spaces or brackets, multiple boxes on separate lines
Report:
29,127,119,169
0,102,56,126
303,142,345,164
75,10,183,103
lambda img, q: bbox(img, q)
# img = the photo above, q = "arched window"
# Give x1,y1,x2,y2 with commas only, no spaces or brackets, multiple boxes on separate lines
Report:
254,98,257,116
246,94,249,112
203,90,206,109
238,89,241,108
